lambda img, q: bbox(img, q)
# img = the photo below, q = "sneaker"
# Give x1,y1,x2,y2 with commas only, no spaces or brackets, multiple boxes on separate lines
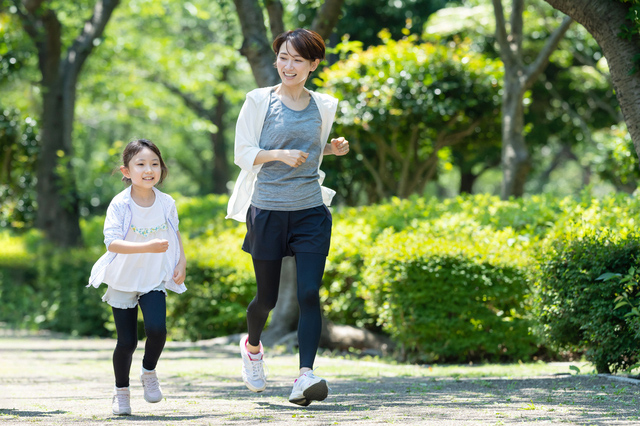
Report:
112,386,131,416
288,371,329,406
240,335,267,392
140,368,163,403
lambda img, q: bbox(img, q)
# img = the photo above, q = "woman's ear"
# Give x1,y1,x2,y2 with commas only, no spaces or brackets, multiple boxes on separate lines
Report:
310,59,320,72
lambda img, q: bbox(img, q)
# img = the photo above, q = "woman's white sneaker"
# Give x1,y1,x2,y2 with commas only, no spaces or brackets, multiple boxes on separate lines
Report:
140,368,163,403
288,371,328,406
240,335,267,392
112,386,131,415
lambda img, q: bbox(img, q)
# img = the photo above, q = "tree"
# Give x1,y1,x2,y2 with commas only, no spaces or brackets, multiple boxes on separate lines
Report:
491,0,572,198
319,33,503,202
542,0,640,163
9,0,120,247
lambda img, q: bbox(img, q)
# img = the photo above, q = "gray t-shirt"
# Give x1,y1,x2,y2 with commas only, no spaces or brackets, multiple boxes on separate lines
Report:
252,91,324,211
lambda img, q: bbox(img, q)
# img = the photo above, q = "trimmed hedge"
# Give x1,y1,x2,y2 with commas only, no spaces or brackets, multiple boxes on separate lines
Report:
536,233,640,373
361,226,538,363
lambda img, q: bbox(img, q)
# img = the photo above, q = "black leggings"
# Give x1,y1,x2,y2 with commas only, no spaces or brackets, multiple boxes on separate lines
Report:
247,252,326,369
112,290,167,388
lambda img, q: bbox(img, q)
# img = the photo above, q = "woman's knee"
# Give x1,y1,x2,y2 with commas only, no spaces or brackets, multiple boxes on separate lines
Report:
297,287,320,309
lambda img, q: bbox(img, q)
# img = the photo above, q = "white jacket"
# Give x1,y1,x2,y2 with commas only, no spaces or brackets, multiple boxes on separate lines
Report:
87,186,187,294
226,85,338,222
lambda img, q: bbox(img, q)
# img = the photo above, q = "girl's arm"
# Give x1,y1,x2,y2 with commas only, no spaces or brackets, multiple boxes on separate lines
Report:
108,239,169,254
172,231,187,285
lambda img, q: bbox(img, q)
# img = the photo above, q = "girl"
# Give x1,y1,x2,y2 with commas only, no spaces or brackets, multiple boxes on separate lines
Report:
226,28,350,406
88,139,187,416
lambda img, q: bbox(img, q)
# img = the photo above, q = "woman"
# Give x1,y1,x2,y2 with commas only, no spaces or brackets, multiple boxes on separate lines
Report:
226,28,350,406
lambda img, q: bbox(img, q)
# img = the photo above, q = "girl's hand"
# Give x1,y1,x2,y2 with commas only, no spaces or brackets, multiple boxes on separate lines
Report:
330,137,350,156
173,260,186,285
147,239,169,253
279,149,309,167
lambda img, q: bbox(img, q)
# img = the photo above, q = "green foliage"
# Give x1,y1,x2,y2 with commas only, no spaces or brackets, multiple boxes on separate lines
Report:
318,33,503,203
167,226,255,341
536,233,640,373
361,229,537,363
0,107,38,228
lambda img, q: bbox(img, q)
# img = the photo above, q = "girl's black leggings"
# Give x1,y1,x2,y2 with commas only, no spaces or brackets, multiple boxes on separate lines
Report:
112,290,167,388
247,252,326,369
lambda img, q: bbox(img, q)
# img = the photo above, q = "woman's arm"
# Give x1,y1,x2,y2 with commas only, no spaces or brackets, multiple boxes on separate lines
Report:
324,137,350,156
253,149,309,168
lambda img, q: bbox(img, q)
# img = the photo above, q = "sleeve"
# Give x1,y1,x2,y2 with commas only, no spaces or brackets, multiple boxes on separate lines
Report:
234,96,264,173
103,200,125,251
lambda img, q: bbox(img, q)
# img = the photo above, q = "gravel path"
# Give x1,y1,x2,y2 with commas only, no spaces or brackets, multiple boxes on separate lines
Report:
1,330,639,425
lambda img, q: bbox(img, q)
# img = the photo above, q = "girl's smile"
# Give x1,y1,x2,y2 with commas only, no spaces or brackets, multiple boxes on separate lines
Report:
120,147,161,191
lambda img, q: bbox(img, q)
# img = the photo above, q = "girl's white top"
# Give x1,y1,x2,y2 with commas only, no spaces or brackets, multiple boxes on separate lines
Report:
88,186,187,294
226,84,339,222
102,197,173,293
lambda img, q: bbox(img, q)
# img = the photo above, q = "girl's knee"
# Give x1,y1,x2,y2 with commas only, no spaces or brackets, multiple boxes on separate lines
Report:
145,324,167,341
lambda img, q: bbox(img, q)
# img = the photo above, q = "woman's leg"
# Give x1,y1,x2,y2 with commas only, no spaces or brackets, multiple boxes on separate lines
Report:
138,290,167,371
112,306,139,388
294,252,327,370
246,258,282,348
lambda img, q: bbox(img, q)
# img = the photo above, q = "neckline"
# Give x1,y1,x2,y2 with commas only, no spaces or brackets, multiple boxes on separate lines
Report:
271,88,314,112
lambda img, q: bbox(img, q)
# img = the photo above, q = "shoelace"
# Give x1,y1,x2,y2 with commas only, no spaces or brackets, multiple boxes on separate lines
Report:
114,391,129,406
250,359,266,380
141,374,160,393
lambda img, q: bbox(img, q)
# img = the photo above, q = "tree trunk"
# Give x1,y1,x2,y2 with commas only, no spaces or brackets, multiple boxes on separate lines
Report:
544,0,640,160
18,0,120,247
500,77,530,198
212,68,230,194
492,0,571,199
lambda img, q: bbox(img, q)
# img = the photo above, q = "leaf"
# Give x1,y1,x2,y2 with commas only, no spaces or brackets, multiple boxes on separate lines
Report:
569,365,581,374
596,272,621,281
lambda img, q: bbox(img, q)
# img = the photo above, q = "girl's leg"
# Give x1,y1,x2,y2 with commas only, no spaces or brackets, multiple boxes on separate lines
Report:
138,290,167,371
294,252,327,370
112,306,139,388
246,258,282,348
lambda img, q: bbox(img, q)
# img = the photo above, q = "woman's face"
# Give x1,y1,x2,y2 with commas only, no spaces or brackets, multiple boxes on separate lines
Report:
276,41,319,88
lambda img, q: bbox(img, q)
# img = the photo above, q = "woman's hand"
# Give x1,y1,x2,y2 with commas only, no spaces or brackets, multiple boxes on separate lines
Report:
329,137,350,156
278,149,309,167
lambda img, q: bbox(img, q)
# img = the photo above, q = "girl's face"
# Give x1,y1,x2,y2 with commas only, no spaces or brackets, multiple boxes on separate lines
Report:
276,41,319,88
120,147,162,190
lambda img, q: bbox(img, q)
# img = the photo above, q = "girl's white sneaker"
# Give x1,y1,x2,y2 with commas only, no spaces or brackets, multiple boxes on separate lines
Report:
140,368,163,403
112,386,131,415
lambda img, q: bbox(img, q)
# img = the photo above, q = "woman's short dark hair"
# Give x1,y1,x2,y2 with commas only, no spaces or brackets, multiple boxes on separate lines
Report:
121,138,168,185
272,28,326,62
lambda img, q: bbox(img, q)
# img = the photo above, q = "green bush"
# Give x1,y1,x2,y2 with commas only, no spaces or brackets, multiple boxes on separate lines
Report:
536,233,640,373
167,226,255,341
361,226,539,363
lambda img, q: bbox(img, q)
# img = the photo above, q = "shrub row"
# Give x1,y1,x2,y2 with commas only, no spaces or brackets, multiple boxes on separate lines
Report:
2,191,640,369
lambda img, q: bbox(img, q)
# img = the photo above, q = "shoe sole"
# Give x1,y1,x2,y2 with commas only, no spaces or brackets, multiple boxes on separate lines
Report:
243,379,266,393
112,410,131,416
290,380,328,406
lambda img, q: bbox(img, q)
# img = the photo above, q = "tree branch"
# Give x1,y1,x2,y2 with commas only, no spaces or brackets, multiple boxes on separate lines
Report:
265,0,284,40
524,15,572,88
311,0,345,40
491,0,517,67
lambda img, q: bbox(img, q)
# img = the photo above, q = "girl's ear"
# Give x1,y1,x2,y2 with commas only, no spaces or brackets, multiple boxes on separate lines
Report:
120,165,130,179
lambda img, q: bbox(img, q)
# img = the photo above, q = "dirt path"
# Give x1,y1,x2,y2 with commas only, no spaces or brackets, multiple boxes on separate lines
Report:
1,330,639,425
